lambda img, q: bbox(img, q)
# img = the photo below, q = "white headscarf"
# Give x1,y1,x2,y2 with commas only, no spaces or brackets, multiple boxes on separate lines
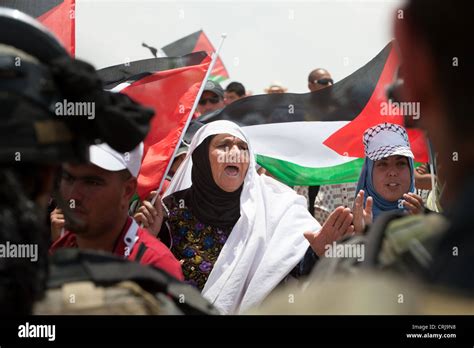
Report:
164,120,320,314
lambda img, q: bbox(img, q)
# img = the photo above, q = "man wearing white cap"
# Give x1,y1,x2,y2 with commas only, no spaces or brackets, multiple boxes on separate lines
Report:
49,143,184,280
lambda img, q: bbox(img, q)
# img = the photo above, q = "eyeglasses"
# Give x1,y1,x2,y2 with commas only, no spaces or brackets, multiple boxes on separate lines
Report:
199,96,221,105
312,78,334,86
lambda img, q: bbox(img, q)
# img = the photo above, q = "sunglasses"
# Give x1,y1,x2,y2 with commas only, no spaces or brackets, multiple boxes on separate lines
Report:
199,96,221,105
312,78,334,86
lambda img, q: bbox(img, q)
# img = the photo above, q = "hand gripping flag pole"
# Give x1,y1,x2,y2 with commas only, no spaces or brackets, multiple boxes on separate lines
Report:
149,33,228,206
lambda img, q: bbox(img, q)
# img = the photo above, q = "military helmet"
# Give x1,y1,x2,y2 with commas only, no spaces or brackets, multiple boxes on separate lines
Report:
0,7,153,165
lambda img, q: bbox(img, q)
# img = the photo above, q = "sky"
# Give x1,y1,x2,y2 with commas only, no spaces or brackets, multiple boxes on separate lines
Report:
76,0,403,94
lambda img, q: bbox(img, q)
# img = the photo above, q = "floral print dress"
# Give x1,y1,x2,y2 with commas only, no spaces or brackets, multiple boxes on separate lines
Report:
163,190,232,291
162,189,318,291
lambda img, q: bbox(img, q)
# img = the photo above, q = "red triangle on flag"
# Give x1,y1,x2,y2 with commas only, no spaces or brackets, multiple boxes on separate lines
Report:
120,57,211,199
194,31,229,80
38,0,75,56
323,44,429,163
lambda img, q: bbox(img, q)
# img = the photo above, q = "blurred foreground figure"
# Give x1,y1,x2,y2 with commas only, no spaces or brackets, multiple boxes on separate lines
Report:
0,8,216,315
394,0,473,292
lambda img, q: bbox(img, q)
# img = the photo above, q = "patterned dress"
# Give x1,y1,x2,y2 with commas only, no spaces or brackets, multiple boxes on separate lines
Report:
163,189,318,291
163,190,232,291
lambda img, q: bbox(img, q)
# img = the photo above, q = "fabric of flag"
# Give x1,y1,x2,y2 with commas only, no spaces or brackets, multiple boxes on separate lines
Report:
198,41,428,186
162,30,229,83
98,53,212,199
0,0,75,55
98,52,209,90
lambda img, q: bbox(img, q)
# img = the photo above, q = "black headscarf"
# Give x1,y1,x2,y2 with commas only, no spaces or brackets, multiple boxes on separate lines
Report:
186,136,243,229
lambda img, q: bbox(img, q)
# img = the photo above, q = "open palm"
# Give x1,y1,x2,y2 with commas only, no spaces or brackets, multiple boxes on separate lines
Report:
304,206,354,257
353,190,373,234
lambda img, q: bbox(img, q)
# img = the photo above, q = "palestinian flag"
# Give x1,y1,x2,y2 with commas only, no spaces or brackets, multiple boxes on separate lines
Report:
162,30,229,83
199,42,428,186
98,52,211,199
98,51,209,91
0,0,75,55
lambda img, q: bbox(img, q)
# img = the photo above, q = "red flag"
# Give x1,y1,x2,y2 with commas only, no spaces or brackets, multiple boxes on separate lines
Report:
118,57,211,199
2,0,76,55
162,30,229,83
323,44,428,163
38,0,75,56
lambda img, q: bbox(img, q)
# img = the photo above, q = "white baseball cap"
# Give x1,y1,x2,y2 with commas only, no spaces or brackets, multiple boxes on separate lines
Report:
89,142,143,178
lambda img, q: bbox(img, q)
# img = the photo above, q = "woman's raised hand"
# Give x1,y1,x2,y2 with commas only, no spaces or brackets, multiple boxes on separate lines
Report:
304,206,354,257
402,192,424,215
353,190,373,234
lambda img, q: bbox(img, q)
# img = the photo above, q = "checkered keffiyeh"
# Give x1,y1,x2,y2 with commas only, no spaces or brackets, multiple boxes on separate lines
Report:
363,123,414,161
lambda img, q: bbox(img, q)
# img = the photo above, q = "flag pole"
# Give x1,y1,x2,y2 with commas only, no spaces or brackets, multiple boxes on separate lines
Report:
149,33,227,206
426,136,437,205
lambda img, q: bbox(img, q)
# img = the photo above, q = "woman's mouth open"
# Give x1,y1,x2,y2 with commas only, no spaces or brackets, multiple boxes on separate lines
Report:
224,165,240,177
386,182,400,191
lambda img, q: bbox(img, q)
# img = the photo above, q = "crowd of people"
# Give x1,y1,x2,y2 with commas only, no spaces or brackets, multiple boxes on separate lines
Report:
0,0,472,317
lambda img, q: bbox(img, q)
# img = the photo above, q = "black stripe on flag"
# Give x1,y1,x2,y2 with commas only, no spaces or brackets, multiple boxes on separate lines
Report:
97,51,208,90
161,30,202,56
199,43,392,126
0,0,63,18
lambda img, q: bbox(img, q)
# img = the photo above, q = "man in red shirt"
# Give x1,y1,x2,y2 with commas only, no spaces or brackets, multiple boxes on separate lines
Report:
50,142,183,281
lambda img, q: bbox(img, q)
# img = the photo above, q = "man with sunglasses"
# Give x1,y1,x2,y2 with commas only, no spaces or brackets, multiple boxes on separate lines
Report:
299,68,357,224
307,68,334,92
296,67,335,215
197,80,225,116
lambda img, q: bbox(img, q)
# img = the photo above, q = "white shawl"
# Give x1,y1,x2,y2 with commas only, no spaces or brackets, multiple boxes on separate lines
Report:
164,120,320,314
